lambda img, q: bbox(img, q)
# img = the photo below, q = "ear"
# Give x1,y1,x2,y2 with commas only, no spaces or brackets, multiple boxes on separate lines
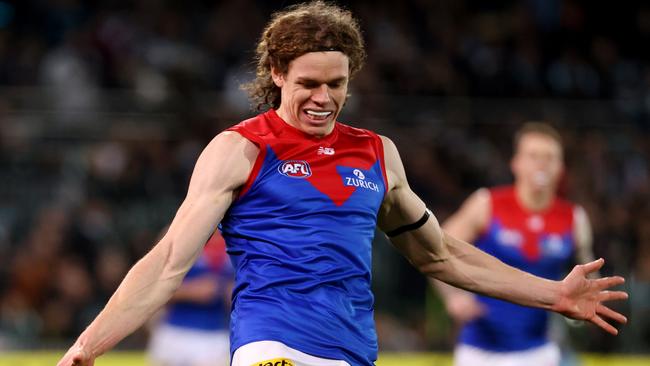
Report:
271,66,285,88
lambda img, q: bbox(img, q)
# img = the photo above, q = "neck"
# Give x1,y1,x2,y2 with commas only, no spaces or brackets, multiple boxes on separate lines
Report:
515,183,555,212
275,106,298,129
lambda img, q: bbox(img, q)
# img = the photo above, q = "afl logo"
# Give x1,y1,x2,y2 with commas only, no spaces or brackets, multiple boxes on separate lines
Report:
278,160,312,178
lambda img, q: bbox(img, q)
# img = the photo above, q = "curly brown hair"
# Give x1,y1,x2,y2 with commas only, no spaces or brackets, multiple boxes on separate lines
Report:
242,1,366,111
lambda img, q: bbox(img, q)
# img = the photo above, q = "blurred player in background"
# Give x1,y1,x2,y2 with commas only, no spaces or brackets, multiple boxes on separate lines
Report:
433,122,594,366
147,229,232,366
57,3,627,366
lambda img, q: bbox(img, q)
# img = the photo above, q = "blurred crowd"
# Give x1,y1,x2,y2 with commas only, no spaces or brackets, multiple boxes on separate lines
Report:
4,0,650,113
0,0,649,354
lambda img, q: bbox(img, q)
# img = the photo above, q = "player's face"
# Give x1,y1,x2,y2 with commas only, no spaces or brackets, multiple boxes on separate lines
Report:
273,51,349,137
511,133,564,192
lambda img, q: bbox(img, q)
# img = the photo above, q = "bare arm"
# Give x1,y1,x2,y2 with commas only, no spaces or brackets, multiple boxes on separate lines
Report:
430,189,490,323
58,131,257,366
574,205,595,265
441,189,490,243
166,229,232,305
377,136,627,334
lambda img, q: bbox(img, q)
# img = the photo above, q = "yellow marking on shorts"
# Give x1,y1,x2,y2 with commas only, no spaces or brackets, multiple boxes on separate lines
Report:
252,358,295,366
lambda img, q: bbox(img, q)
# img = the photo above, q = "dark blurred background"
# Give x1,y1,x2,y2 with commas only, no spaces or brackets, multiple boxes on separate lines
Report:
0,0,648,356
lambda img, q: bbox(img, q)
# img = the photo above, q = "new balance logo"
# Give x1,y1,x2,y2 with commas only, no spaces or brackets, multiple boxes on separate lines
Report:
317,146,335,155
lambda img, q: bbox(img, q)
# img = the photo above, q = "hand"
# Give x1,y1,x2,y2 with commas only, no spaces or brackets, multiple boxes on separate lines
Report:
553,258,628,335
57,343,95,366
445,292,485,325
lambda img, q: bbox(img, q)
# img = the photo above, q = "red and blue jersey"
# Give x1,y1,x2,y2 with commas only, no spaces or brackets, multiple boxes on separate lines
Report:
164,231,233,331
460,186,576,352
220,110,387,365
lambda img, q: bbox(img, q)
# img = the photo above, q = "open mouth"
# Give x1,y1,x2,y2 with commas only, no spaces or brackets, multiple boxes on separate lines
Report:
305,109,333,121
533,171,550,186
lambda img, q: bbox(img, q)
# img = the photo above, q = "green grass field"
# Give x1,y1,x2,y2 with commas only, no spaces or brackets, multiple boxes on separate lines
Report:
1,351,649,366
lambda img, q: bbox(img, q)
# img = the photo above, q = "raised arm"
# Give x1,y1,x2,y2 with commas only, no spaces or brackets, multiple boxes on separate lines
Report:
377,136,628,335
57,131,258,366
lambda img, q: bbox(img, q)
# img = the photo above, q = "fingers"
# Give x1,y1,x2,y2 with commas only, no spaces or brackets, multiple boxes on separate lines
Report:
73,351,90,366
598,289,629,302
597,304,627,324
64,351,86,366
590,314,619,335
71,356,94,366
589,302,627,336
57,352,78,366
593,276,626,291
580,258,605,275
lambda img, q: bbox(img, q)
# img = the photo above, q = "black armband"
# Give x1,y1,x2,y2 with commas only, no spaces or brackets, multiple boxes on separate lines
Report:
385,209,431,237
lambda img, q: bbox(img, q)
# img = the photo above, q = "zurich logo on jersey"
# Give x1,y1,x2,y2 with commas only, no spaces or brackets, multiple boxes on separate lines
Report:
278,160,312,178
344,168,380,192
496,228,523,248
541,234,570,257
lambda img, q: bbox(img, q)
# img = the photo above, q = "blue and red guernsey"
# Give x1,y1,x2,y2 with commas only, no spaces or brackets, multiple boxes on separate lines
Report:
460,186,576,352
165,231,232,331
220,109,388,365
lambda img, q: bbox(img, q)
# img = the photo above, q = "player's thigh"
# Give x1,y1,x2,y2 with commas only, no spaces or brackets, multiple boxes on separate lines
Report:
232,340,350,366
454,343,560,366
148,324,230,366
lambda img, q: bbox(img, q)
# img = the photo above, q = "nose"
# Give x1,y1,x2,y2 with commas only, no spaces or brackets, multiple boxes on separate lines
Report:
311,84,331,104
535,154,552,166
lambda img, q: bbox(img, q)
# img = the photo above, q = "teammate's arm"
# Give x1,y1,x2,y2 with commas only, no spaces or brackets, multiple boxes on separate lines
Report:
573,205,596,266
170,275,221,304
151,227,224,305
430,189,490,324
441,189,491,243
57,131,257,366
377,136,628,335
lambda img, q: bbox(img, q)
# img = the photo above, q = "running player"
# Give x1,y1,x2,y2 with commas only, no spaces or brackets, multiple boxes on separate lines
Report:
432,122,595,366
147,230,232,366
57,2,627,366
